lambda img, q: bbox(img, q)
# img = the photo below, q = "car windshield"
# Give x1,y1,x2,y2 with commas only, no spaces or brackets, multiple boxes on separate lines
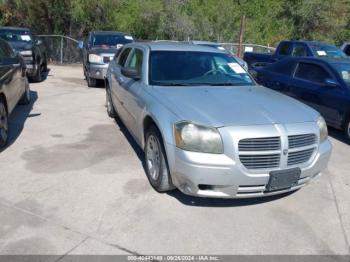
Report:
149,51,254,86
92,34,133,47
333,63,350,87
311,44,346,58
0,30,32,43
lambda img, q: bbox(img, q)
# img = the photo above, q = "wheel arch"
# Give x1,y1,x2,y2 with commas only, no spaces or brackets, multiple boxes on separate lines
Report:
0,93,8,114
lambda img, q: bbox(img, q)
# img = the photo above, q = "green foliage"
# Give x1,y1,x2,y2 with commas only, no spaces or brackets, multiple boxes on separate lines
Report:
0,0,349,45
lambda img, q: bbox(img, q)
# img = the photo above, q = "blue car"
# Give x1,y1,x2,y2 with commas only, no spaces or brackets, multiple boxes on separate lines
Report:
252,57,350,143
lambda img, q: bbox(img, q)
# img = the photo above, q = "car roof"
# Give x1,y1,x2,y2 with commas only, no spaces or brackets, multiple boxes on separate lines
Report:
131,41,227,53
0,26,31,31
190,40,221,46
91,31,131,36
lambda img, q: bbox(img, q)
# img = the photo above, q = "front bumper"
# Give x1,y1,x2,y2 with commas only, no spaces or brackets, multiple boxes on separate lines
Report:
166,122,332,198
86,64,108,80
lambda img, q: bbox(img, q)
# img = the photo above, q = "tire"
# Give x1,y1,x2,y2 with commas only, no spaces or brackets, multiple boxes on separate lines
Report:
32,62,42,82
87,76,97,87
106,86,117,118
144,125,175,192
343,118,350,144
0,99,8,149
19,77,31,105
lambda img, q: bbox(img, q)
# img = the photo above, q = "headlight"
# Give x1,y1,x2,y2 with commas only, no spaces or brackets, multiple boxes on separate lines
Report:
20,50,32,56
89,54,103,63
317,116,328,142
174,121,223,154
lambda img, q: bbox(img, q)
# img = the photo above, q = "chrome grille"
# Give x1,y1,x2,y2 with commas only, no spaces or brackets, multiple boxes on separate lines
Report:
288,134,316,149
238,133,317,170
288,148,315,166
239,154,280,169
239,137,281,151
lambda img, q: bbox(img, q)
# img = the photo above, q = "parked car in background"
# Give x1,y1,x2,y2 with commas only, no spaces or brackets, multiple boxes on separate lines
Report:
105,42,331,198
0,38,30,148
252,57,350,143
81,31,134,87
189,40,248,71
0,27,47,82
244,40,347,69
341,42,350,56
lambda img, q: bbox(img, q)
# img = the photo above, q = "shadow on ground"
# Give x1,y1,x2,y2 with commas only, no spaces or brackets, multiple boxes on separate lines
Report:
3,90,38,151
328,127,348,145
112,115,294,207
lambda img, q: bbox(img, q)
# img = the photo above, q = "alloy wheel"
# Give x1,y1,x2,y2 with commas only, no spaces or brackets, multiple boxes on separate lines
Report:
146,135,161,181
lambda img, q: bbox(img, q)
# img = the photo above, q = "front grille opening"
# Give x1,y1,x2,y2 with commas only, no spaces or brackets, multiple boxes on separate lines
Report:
239,137,281,151
198,184,214,191
288,134,317,148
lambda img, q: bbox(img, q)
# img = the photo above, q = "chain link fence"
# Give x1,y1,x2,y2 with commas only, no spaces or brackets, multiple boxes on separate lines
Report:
220,43,275,55
39,35,82,64
38,35,275,64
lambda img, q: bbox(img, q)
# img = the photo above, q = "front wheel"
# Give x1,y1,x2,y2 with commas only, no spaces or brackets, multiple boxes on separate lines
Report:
32,62,42,82
87,76,97,87
106,87,117,118
144,126,175,192
0,99,8,148
19,77,31,105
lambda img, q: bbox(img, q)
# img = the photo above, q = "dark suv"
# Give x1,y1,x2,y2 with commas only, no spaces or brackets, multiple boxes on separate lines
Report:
0,27,47,82
81,31,134,87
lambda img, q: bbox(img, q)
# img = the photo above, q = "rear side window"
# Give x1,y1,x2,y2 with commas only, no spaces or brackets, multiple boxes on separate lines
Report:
118,48,131,67
278,42,291,55
126,48,143,75
291,44,307,57
295,63,331,83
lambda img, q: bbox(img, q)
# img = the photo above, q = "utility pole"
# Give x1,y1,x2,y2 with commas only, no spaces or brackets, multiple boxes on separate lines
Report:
237,15,245,58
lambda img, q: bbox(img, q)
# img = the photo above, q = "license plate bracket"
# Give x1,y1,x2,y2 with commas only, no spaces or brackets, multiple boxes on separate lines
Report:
266,168,301,192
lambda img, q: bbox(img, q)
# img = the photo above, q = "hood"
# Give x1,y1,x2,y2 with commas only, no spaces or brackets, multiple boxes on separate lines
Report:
150,85,319,127
89,46,119,55
7,41,32,51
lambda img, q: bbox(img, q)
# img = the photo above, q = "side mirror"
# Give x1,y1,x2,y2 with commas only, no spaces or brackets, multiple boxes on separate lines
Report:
324,78,339,88
35,39,43,45
121,67,140,80
78,41,84,49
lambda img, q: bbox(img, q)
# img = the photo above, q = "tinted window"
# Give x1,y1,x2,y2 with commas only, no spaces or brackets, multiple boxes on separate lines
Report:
149,51,254,86
126,48,143,75
118,48,131,67
278,42,291,55
266,59,296,76
92,34,133,47
291,44,307,57
295,63,331,83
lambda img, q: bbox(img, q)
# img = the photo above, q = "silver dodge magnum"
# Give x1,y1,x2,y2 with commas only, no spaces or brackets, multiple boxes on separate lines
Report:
105,42,332,198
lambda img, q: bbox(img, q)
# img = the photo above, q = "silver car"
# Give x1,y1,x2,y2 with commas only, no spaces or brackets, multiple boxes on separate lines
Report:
105,42,332,198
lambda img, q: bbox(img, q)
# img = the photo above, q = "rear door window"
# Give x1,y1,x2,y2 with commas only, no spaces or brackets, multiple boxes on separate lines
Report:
126,48,143,75
278,42,291,56
118,48,132,67
295,62,332,83
291,44,307,57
